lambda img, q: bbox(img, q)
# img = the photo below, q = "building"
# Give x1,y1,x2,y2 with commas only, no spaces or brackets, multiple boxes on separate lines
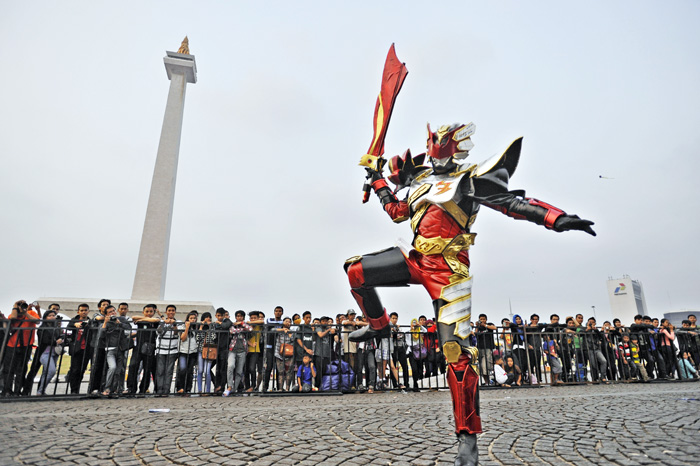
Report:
607,275,648,324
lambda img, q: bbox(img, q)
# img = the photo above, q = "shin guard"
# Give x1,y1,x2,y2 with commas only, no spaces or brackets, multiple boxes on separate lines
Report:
447,352,482,435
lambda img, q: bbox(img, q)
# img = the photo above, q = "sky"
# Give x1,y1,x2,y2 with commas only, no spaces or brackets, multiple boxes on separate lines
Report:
1,1,699,325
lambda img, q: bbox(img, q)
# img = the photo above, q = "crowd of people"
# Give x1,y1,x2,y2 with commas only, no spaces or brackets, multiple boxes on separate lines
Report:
476,312,700,387
1,300,698,398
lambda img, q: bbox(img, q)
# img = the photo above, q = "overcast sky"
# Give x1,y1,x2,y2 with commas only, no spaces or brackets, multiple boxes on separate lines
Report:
1,1,698,325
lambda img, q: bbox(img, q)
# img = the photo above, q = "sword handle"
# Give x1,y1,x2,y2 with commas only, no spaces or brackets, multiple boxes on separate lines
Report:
362,179,372,204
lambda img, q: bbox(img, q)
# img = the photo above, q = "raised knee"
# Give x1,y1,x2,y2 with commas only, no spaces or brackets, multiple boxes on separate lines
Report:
347,261,365,289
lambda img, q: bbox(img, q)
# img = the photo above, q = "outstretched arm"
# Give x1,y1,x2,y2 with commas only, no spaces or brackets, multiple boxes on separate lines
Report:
366,168,409,223
472,168,595,236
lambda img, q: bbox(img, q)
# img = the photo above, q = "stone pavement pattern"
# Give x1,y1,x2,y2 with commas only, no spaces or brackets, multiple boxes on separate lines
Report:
1,383,698,465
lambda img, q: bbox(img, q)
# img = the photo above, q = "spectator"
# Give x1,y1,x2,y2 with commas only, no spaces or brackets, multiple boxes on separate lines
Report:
629,336,650,382
563,316,586,382
527,314,544,383
504,355,522,386
333,313,345,360
583,317,609,383
225,310,251,396
127,304,160,394
295,311,315,378
260,306,284,392
32,307,64,396
65,304,92,394
197,312,217,394
408,318,427,391
659,319,680,379
498,318,513,362
509,315,530,382
475,314,496,385
245,311,264,392
2,301,41,396
341,310,360,386
358,329,377,392
212,307,232,394
390,312,409,390
275,317,296,391
493,356,515,387
542,332,563,385
176,311,199,394
155,305,180,396
87,298,111,395
22,303,62,396
678,351,698,379
313,316,334,390
376,330,398,390
600,321,618,381
296,354,316,392
677,320,700,370
101,305,132,397
115,303,133,395
617,334,637,381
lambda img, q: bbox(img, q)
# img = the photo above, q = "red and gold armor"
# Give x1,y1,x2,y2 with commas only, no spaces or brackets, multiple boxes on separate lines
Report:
346,123,596,444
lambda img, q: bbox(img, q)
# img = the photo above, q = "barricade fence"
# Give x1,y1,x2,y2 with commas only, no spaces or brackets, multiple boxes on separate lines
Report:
1,318,698,398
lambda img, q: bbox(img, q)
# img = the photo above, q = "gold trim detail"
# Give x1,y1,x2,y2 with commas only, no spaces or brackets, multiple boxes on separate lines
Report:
408,183,431,208
344,255,362,265
413,170,432,183
467,213,478,229
443,341,462,364
392,215,408,224
443,233,476,277
359,154,380,169
414,235,452,255
441,200,469,228
410,203,430,233
464,346,479,371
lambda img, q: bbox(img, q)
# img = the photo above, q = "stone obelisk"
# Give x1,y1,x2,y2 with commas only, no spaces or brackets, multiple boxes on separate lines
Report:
132,37,197,300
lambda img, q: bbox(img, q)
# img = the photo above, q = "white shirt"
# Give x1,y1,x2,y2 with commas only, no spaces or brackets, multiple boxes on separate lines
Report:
494,364,508,384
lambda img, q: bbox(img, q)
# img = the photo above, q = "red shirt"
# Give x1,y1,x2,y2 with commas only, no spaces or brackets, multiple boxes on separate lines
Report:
6,310,41,347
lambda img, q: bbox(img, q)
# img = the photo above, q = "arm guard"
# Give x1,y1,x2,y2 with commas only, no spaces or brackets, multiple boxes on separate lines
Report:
371,178,409,223
472,167,564,230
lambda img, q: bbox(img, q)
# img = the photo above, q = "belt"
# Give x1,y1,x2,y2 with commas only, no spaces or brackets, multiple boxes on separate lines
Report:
414,233,476,277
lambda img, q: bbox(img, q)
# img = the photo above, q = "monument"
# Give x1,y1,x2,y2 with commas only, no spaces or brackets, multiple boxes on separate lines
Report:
39,38,213,318
132,37,196,301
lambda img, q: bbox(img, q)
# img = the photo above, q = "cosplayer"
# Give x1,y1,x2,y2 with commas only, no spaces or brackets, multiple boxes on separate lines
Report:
344,46,595,466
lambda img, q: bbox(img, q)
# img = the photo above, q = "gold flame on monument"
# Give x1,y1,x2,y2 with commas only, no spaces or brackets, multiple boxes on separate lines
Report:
177,36,190,55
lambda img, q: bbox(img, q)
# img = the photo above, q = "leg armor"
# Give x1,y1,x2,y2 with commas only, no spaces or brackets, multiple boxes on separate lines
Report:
447,350,482,435
345,247,411,331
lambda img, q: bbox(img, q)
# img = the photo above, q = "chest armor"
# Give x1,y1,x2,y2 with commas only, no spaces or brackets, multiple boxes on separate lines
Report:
406,167,479,233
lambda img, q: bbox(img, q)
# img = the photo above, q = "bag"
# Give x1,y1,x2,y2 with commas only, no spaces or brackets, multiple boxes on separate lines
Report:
202,344,218,360
140,341,155,355
281,343,294,357
411,344,428,361
54,345,63,356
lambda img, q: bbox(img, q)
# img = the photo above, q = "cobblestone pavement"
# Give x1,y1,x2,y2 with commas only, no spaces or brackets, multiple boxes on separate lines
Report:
1,382,699,465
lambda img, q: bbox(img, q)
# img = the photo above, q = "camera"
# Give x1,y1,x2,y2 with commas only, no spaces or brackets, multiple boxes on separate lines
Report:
110,315,117,322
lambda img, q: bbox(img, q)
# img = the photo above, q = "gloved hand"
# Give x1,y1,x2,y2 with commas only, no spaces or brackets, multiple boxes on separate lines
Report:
365,167,384,184
553,214,596,236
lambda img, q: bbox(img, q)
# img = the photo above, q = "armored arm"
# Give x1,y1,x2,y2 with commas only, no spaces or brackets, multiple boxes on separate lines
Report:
472,167,595,236
366,168,409,223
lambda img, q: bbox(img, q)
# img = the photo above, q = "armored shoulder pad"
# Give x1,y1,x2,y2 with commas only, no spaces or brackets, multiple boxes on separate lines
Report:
471,137,523,179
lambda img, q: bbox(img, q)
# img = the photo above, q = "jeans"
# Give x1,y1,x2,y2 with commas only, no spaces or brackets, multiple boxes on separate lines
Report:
37,349,57,395
587,349,608,381
197,354,214,393
226,351,247,392
176,352,198,392
156,353,178,394
104,348,122,393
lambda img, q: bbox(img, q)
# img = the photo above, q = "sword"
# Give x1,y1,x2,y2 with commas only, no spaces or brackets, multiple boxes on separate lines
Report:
359,44,408,203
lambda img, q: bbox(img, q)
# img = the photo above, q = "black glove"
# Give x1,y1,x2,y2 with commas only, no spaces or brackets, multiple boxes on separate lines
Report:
365,167,383,184
553,214,596,236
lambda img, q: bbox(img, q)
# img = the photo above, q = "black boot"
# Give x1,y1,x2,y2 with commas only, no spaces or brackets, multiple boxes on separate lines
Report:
349,325,389,342
455,432,478,466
